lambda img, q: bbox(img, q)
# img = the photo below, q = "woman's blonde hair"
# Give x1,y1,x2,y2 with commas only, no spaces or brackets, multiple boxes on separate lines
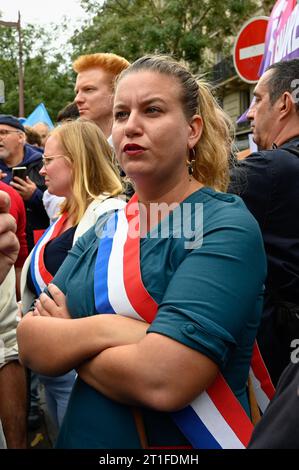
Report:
50,119,122,225
117,55,231,192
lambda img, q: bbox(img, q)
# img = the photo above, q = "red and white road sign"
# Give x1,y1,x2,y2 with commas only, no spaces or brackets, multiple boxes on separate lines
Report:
233,16,269,84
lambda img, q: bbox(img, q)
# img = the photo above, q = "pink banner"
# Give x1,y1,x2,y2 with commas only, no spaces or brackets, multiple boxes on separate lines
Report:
237,0,299,123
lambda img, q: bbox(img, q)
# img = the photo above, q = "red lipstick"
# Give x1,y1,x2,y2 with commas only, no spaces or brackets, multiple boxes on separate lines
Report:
123,143,145,156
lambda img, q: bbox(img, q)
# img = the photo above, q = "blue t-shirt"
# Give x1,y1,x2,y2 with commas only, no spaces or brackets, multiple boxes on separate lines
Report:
53,188,266,448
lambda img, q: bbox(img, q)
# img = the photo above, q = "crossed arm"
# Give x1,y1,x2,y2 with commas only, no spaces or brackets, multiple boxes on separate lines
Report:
17,284,149,376
17,284,218,412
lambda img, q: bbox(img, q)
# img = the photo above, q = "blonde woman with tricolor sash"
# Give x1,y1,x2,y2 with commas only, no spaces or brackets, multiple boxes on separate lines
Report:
19,119,125,429
18,56,274,448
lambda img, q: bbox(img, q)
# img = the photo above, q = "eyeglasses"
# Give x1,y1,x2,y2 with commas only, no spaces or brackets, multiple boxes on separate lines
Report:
0,129,21,138
42,155,67,166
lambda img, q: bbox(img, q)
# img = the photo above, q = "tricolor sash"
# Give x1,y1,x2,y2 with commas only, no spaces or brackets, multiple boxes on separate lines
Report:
30,212,68,296
249,342,275,413
94,195,274,449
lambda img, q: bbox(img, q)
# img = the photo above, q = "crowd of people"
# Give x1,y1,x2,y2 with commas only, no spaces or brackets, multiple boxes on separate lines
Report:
0,50,298,450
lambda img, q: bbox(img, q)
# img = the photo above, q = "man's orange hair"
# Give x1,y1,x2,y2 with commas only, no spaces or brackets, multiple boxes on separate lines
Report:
72,53,130,78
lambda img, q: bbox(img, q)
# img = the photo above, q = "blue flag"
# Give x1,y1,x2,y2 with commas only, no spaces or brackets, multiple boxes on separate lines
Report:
24,103,54,129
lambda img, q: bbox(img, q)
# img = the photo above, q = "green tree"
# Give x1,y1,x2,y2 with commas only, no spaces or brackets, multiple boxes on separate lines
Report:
0,19,75,120
0,25,19,115
72,0,259,71
261,0,275,15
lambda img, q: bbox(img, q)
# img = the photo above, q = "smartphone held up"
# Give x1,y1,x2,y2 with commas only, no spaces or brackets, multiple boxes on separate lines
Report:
12,167,27,181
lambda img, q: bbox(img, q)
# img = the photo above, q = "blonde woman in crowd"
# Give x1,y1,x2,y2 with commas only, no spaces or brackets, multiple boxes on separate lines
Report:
20,119,125,429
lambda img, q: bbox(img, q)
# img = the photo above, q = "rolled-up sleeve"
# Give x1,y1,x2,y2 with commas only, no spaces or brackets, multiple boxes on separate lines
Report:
148,212,266,368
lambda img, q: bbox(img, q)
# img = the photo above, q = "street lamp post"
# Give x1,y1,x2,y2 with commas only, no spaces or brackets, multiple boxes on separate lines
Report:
0,11,24,117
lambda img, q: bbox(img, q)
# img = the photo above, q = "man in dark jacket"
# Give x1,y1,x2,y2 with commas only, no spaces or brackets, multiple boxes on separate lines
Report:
248,361,299,449
229,59,299,386
0,115,49,251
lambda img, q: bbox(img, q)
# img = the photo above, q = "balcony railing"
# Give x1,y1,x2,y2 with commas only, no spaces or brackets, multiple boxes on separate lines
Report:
211,56,236,85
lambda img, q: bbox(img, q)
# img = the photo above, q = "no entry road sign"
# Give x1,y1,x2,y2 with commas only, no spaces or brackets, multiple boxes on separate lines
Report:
233,16,269,84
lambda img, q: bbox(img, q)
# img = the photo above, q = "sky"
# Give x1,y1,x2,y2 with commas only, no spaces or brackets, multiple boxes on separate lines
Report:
0,0,88,26
0,0,92,56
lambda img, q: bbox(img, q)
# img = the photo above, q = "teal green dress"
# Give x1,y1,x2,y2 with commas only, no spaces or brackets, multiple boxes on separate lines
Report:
53,188,266,448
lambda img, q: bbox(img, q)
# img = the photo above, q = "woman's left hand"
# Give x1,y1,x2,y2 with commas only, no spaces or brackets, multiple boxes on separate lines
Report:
33,284,71,319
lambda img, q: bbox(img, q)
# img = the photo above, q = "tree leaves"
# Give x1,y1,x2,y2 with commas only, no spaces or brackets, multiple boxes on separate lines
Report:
0,20,74,119
0,0,266,118
73,0,258,72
